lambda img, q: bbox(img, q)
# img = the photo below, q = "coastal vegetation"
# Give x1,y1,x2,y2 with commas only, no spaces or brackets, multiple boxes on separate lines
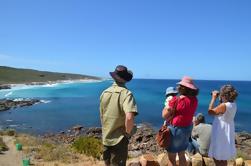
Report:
0,129,103,164
72,137,103,159
0,126,251,165
0,66,101,84
0,129,16,136
15,134,80,163
0,137,8,152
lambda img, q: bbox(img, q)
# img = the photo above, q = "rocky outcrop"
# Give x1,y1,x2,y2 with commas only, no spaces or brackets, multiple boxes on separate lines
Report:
139,154,160,166
43,125,102,144
127,153,251,166
0,85,11,90
0,99,41,111
41,124,251,161
236,132,251,159
36,123,251,166
128,124,165,157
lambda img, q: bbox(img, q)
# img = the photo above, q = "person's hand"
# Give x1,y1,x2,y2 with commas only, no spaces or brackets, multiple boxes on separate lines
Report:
131,125,137,135
125,132,131,140
211,90,219,99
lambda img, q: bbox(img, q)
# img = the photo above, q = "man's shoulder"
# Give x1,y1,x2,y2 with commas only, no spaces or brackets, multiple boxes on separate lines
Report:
101,85,132,97
196,123,212,132
201,123,212,128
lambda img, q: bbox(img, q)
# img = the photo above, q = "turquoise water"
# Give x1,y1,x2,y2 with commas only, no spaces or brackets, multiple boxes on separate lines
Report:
0,79,251,134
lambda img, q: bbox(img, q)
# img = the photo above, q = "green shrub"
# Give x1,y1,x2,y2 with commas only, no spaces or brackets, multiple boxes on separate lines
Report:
72,137,103,159
0,129,16,136
237,149,250,160
0,137,8,151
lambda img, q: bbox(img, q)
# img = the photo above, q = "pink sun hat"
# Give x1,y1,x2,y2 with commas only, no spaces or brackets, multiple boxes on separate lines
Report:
177,76,198,90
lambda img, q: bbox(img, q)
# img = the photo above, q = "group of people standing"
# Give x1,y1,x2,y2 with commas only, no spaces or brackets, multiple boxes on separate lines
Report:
100,65,238,166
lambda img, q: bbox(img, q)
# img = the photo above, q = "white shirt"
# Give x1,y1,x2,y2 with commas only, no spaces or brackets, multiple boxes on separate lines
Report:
208,102,237,160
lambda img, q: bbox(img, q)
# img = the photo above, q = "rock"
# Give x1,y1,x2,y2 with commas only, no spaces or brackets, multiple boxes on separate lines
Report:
245,160,251,166
0,84,11,90
0,99,41,112
191,153,203,166
140,154,159,166
72,125,83,135
85,127,102,138
203,157,215,166
157,153,169,166
236,133,251,159
128,150,143,158
128,160,141,166
129,124,165,155
227,160,236,166
72,125,83,131
236,158,244,166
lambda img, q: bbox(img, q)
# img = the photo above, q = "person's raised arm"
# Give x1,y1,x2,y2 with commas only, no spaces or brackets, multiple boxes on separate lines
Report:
208,91,226,115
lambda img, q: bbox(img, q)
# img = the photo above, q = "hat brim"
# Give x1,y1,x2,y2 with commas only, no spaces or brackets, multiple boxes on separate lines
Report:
110,72,127,83
177,81,197,90
166,90,178,96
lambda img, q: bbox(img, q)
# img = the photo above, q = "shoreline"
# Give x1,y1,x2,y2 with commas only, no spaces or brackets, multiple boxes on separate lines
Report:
0,78,105,91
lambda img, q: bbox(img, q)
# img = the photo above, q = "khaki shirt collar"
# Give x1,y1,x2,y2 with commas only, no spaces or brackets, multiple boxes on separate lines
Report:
112,82,126,88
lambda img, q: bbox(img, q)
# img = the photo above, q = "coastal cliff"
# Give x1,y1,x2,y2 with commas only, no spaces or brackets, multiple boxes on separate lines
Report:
0,66,101,85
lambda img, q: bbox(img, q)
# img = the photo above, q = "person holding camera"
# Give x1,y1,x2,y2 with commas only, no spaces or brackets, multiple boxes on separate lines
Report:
208,85,238,166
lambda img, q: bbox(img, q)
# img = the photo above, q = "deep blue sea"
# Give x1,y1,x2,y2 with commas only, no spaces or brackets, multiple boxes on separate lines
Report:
0,79,251,134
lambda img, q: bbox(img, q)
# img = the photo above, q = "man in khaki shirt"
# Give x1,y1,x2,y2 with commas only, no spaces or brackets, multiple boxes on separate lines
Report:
100,65,138,166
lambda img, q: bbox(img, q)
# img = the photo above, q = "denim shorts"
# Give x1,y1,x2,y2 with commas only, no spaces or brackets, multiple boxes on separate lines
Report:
166,125,192,153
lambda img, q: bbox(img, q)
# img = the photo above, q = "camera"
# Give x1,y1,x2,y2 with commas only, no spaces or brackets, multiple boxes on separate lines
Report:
211,91,220,96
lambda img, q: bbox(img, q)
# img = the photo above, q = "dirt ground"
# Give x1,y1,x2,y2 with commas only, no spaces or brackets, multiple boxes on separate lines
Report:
0,136,105,166
0,136,22,166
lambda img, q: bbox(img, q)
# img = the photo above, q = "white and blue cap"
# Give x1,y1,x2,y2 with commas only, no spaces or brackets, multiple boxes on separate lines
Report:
165,87,178,96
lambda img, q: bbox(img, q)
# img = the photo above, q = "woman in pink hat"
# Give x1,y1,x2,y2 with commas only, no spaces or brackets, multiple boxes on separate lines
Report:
162,76,199,166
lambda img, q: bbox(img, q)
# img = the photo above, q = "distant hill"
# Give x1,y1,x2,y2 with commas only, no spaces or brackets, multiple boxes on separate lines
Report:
0,66,101,84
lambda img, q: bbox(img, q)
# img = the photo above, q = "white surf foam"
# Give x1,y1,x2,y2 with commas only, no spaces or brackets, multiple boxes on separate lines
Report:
4,91,13,97
40,100,51,104
9,125,18,128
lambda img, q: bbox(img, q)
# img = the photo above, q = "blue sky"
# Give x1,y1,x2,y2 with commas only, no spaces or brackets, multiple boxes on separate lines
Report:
0,0,251,80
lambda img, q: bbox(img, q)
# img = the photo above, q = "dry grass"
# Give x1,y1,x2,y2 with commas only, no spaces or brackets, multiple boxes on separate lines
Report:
0,129,16,136
0,136,8,151
14,134,104,165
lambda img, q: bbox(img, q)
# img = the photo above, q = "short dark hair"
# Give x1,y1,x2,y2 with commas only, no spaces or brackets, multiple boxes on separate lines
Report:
196,113,205,123
220,85,238,102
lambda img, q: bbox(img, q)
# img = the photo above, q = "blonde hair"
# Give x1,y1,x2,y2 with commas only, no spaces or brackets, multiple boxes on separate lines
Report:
220,85,238,102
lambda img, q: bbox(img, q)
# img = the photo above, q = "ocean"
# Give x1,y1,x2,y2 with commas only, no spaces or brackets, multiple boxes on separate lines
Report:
0,79,251,134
